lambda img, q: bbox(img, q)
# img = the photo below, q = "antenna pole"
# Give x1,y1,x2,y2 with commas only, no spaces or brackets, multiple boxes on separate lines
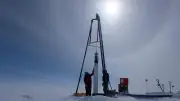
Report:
145,79,148,94
169,81,172,93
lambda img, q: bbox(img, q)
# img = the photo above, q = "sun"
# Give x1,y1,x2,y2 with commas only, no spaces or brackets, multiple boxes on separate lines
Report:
96,0,124,24
104,1,120,16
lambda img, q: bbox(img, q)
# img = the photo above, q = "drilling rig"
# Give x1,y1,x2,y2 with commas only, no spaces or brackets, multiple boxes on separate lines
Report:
74,14,115,96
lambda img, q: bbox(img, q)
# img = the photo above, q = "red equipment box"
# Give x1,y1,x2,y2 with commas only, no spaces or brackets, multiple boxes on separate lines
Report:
118,78,129,93
120,78,128,85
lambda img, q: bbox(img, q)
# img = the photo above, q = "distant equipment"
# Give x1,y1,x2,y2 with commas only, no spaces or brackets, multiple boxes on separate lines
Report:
168,81,172,93
156,79,164,92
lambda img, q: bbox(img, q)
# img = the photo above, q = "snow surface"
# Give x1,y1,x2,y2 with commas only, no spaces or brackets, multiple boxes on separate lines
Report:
62,95,180,101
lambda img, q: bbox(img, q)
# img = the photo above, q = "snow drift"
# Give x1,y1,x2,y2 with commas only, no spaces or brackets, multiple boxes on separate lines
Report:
62,95,180,101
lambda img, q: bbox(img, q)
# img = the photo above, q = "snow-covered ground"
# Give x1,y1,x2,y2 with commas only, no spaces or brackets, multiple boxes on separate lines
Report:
63,96,180,101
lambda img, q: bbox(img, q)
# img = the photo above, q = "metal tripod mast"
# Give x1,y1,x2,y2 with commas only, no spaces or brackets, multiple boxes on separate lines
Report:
75,14,110,94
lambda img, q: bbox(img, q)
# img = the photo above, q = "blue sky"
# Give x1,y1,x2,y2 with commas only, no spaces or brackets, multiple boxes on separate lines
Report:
1,0,180,101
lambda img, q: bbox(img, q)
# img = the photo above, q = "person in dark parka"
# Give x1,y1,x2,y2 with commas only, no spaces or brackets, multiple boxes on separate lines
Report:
102,69,109,95
84,70,94,96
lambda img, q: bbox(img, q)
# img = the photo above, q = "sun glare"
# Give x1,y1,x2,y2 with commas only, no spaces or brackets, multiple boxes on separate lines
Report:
104,1,119,16
96,0,124,24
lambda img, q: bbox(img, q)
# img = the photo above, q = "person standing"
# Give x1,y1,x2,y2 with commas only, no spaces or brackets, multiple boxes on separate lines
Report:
84,69,94,96
102,69,109,95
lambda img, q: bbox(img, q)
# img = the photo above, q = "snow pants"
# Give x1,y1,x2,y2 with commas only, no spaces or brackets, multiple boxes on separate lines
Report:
85,85,92,96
